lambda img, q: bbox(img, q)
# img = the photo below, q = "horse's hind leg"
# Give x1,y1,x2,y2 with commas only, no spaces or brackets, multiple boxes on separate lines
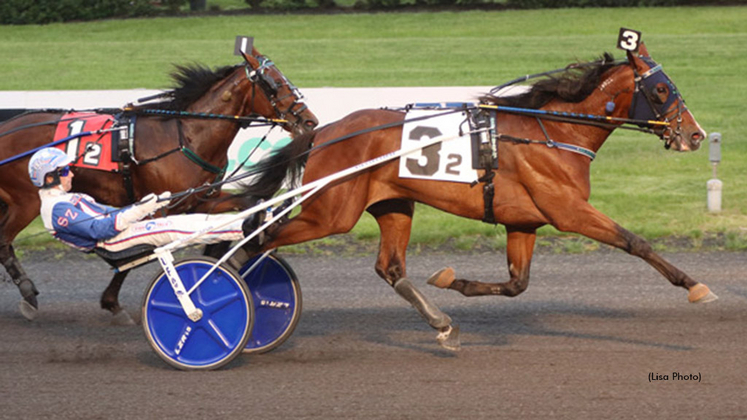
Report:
0,196,41,320
369,200,459,350
101,270,135,325
429,228,537,298
1,243,39,320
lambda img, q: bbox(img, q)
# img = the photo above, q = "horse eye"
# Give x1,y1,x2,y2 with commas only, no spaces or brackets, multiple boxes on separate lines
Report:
651,84,668,104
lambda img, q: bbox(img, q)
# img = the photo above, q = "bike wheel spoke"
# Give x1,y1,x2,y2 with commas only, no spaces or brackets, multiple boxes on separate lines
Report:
203,320,231,349
202,291,242,313
147,299,186,317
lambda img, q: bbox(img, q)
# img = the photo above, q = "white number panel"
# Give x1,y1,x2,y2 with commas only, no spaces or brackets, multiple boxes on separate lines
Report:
617,28,641,52
399,110,478,184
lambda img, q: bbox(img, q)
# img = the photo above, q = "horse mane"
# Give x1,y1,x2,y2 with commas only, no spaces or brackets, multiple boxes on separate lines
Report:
140,64,238,111
480,52,618,109
239,129,317,200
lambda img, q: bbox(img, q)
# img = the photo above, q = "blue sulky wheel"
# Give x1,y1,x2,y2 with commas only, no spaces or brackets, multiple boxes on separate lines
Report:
239,253,302,354
142,257,254,371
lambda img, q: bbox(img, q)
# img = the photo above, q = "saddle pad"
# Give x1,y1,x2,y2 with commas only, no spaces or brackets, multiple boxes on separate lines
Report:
53,112,119,172
399,110,478,184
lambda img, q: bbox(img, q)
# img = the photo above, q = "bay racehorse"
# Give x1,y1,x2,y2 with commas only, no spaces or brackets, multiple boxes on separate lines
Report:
0,46,318,321
240,43,715,350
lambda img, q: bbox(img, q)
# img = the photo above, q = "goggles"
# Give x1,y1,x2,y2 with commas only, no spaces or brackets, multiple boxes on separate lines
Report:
57,166,71,177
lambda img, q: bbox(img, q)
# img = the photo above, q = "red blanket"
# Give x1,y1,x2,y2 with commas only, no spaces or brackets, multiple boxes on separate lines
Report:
53,112,118,172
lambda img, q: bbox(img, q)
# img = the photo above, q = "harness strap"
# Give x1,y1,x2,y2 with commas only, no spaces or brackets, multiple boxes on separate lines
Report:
480,171,496,224
108,114,135,203
496,133,597,161
536,117,597,160
116,127,136,204
181,147,227,176
175,120,227,183
469,165,497,224
546,141,597,160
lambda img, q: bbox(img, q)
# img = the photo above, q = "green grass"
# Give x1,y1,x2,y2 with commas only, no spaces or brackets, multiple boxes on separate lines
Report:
206,0,251,10
4,6,747,251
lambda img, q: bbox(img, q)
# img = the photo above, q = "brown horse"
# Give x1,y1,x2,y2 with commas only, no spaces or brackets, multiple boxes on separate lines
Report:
0,46,318,321
241,43,714,350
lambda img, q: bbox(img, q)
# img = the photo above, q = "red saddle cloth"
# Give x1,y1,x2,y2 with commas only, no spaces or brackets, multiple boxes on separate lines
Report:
53,112,119,172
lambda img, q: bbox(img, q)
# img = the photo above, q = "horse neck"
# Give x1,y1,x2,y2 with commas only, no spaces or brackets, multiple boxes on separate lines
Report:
181,69,253,161
543,64,635,154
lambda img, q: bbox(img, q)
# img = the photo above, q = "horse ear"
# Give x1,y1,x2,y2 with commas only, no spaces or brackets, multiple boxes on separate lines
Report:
638,41,650,57
626,49,648,74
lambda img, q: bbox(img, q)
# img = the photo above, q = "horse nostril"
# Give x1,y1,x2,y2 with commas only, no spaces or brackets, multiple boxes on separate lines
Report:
692,132,704,142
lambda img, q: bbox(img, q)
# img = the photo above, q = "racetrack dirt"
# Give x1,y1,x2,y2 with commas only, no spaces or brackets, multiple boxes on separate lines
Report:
1,248,745,419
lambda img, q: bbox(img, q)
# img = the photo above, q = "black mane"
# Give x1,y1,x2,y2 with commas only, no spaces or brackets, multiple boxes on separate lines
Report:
140,64,238,111
480,53,618,109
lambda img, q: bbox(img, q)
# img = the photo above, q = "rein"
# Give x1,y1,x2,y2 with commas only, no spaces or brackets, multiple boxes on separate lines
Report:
0,126,119,167
478,103,668,133
0,111,103,141
0,107,285,170
124,107,287,129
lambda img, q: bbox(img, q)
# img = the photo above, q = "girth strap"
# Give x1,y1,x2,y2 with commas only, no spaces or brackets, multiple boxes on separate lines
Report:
116,115,137,203
480,171,496,224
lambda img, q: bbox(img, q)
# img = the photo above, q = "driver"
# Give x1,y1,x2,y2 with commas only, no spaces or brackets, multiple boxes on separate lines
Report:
28,147,251,253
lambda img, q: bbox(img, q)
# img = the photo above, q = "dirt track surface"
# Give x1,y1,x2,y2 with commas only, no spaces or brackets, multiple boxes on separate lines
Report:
1,248,746,419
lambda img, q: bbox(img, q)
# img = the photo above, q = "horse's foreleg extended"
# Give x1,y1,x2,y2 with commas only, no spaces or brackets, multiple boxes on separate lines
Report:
1,244,39,320
551,201,716,303
429,228,537,298
369,200,459,350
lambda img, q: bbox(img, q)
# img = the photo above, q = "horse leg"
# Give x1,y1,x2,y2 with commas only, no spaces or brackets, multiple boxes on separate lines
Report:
428,228,537,298
547,201,716,303
1,243,39,320
100,270,136,325
203,241,232,258
369,200,459,350
0,195,43,320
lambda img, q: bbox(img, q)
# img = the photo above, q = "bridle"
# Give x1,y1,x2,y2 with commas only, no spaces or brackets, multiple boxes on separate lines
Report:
242,55,310,130
628,57,686,149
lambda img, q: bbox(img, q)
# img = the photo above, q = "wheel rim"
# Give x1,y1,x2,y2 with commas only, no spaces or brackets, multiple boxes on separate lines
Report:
240,255,300,352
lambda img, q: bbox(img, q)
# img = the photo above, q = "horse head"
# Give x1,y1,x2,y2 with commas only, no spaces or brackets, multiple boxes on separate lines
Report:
626,43,706,151
240,48,319,137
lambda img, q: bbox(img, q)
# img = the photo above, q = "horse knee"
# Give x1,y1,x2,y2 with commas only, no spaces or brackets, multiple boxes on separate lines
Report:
502,284,528,297
375,254,404,285
502,276,529,297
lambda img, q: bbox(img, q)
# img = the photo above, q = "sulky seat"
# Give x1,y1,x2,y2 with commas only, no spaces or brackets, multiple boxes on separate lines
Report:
92,244,156,269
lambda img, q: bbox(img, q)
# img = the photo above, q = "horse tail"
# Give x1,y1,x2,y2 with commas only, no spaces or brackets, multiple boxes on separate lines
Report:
240,129,316,199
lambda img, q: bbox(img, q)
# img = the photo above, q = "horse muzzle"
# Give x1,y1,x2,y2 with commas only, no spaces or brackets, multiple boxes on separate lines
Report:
664,128,705,152
291,114,319,137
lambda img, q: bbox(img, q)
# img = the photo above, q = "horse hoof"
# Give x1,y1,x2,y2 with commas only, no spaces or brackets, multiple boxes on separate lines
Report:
427,267,455,289
19,300,38,321
111,310,136,326
688,283,719,304
436,325,460,351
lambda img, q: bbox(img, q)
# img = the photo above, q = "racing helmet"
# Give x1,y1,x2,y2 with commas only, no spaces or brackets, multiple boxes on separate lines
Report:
28,147,73,187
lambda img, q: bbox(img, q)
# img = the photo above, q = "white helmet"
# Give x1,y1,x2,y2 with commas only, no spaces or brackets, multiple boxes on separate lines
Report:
28,147,73,187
